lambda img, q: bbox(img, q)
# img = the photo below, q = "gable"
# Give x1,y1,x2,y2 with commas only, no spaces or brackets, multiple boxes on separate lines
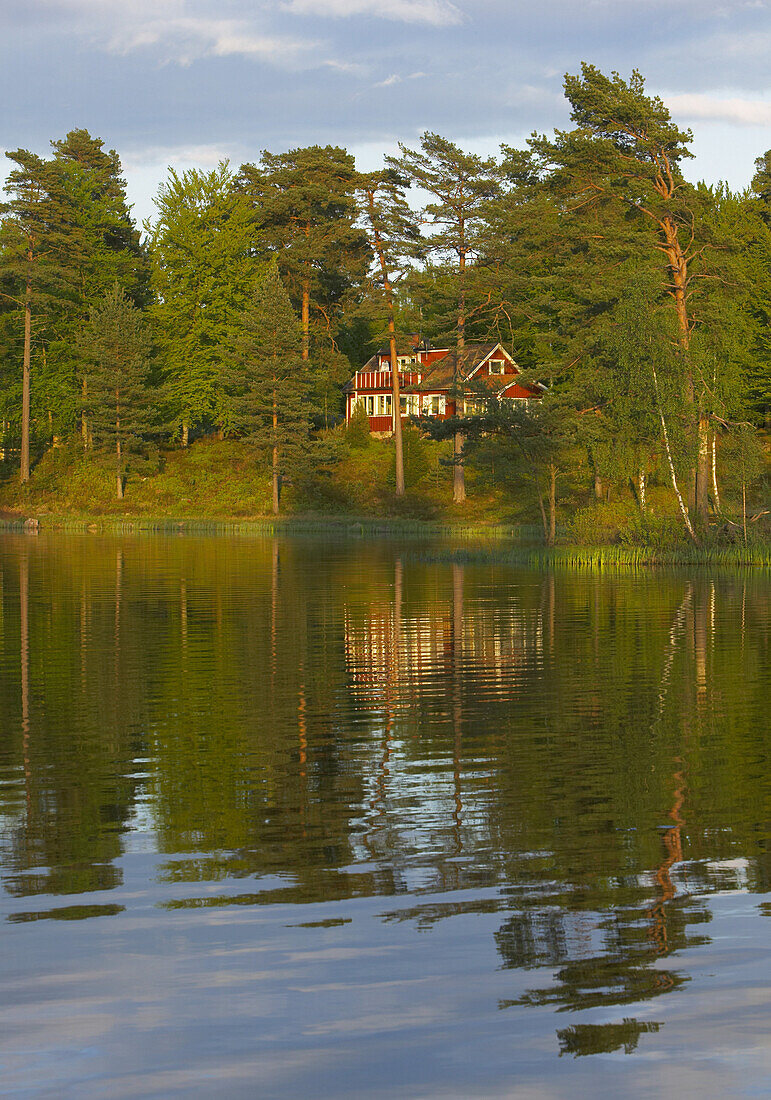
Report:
467,344,518,380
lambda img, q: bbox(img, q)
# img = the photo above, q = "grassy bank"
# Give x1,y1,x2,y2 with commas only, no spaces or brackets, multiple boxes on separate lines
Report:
1,434,768,565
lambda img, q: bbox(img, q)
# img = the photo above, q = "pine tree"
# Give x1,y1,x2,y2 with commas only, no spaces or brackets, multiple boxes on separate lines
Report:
238,146,370,374
79,285,151,499
231,262,312,515
530,65,714,523
0,150,72,481
392,133,502,503
50,130,149,444
0,133,148,474
356,169,423,496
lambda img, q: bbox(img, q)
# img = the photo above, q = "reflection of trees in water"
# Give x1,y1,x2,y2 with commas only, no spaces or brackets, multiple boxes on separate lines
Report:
557,1018,661,1057
0,538,769,1037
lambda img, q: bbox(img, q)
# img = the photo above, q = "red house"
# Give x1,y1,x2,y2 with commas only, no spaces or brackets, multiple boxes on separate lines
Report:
343,339,541,434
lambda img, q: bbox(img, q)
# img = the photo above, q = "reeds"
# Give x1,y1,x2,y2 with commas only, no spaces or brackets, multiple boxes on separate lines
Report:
417,543,771,568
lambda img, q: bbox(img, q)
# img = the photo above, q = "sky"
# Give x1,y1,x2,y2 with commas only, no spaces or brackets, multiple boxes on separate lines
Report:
2,0,771,225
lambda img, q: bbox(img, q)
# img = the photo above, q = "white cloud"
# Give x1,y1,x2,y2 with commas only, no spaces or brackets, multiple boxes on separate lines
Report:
374,74,402,87
281,0,462,26
665,93,771,126
38,0,319,66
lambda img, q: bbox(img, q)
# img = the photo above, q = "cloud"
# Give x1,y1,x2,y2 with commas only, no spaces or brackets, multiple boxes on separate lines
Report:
374,74,402,87
665,93,771,126
38,0,319,66
281,0,462,26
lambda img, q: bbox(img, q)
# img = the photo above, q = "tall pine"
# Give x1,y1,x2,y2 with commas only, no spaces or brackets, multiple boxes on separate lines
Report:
79,285,152,500
231,262,312,515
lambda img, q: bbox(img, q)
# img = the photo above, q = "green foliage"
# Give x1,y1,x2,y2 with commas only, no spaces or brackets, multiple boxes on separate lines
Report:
0,87,768,539
238,145,369,377
0,133,147,439
79,285,152,495
148,162,256,440
346,401,371,449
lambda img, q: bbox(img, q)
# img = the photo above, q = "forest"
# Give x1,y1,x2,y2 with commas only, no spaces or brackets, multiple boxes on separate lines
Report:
1,64,769,546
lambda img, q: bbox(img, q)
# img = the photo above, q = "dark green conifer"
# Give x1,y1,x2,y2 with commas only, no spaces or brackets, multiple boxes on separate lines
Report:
79,285,151,499
231,262,312,515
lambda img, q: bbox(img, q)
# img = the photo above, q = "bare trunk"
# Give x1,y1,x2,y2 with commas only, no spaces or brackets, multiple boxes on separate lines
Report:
537,482,549,543
594,471,603,501
710,428,721,513
21,268,31,483
742,477,747,545
453,431,466,504
696,413,710,526
651,361,698,545
272,385,280,515
388,323,405,496
116,392,123,500
181,420,189,448
301,279,310,362
366,189,404,495
81,379,89,450
453,247,466,505
661,214,707,526
548,462,557,547
638,470,647,513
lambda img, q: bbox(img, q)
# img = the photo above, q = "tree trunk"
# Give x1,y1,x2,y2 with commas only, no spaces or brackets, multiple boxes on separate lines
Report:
301,278,310,362
365,189,404,496
548,462,557,547
742,477,747,545
638,470,647,513
453,245,466,505
453,432,466,503
388,323,405,496
116,393,123,500
651,361,698,544
20,266,31,483
660,214,707,526
181,420,189,448
711,429,721,513
272,386,280,515
594,471,603,501
536,481,549,544
81,379,89,450
696,412,710,527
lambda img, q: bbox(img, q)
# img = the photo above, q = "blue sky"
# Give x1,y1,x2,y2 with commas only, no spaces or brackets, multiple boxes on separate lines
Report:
2,0,771,224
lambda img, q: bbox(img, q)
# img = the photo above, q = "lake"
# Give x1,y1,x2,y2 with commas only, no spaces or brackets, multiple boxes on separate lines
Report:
0,533,769,1098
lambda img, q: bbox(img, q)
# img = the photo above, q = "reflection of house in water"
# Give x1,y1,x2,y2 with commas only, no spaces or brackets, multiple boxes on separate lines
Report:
343,590,543,712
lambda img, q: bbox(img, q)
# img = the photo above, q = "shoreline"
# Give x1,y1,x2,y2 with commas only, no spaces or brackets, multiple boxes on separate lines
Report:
1,512,769,566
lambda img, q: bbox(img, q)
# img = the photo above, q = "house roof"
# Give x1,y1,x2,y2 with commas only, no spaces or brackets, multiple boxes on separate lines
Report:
342,341,544,398
416,343,506,391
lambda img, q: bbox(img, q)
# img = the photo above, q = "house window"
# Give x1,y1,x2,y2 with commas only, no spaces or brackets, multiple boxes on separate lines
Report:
489,360,505,374
366,395,375,416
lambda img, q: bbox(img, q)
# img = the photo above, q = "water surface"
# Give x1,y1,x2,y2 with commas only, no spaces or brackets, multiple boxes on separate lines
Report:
0,535,769,1098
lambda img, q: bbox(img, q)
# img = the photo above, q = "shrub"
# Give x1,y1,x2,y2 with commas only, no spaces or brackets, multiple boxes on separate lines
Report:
346,403,371,449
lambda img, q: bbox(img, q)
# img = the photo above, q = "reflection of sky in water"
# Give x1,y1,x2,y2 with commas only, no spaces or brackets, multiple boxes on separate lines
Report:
0,535,769,1098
